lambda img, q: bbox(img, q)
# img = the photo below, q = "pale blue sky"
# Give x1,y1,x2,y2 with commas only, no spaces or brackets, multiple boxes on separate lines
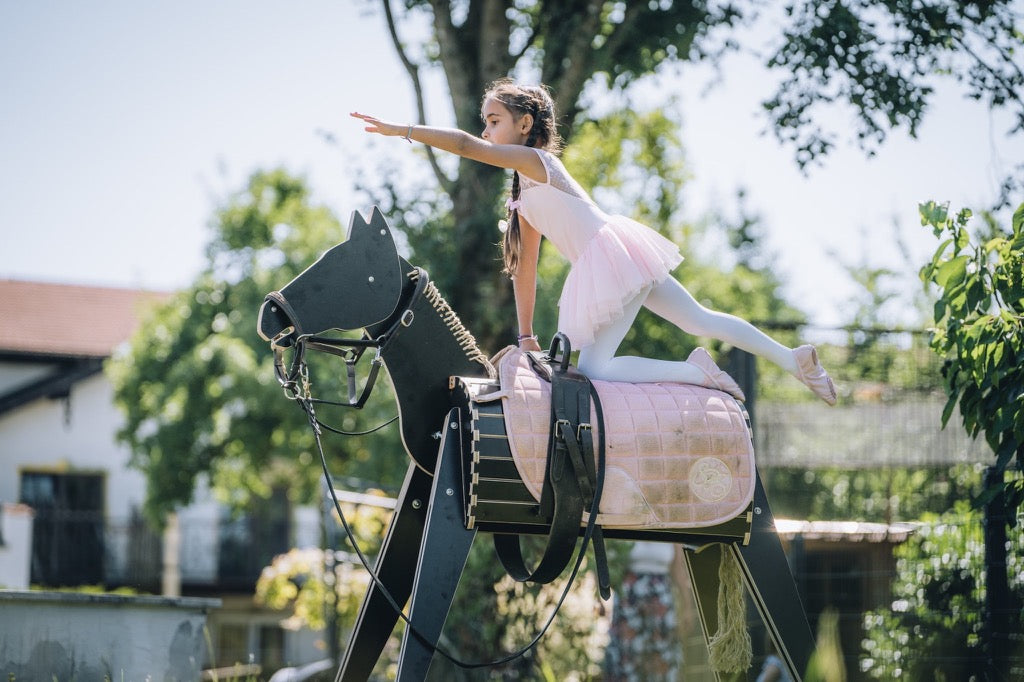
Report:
2,2,1020,327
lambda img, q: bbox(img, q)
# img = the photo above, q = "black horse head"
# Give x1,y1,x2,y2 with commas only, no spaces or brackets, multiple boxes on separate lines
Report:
258,207,404,346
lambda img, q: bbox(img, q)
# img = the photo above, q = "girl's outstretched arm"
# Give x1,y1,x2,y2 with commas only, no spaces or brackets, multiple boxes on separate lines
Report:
350,112,545,182
513,217,543,352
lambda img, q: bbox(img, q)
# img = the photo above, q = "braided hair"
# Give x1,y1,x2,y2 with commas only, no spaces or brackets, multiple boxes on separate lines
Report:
484,79,563,275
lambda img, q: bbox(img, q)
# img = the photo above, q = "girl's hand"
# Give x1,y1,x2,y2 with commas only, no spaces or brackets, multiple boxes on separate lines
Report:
350,112,407,138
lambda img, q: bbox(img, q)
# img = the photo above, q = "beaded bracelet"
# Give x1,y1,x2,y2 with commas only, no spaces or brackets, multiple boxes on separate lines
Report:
517,334,538,343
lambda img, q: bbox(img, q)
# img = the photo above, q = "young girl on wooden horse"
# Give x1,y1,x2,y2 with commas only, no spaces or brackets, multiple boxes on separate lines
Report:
351,79,837,405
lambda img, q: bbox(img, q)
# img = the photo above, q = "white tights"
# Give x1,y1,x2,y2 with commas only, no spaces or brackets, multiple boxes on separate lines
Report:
576,278,799,383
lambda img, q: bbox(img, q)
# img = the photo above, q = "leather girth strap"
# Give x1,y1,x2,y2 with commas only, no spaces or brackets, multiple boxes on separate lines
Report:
494,334,612,600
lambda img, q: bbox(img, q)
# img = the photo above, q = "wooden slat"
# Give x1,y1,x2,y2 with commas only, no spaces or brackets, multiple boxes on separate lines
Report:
473,478,537,504
471,457,522,480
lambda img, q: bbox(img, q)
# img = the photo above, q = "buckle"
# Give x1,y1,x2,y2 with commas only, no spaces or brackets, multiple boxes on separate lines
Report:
577,423,592,440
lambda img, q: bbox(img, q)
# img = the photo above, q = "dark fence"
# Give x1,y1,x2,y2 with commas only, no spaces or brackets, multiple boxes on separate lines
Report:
27,509,293,592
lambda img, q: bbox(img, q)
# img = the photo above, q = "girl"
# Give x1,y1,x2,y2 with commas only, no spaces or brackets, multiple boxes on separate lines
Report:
351,80,836,404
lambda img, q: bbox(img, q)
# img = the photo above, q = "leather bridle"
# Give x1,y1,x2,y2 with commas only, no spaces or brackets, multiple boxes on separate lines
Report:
265,267,428,407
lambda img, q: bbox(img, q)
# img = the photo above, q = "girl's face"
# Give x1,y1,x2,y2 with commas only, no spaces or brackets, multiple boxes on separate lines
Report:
480,97,532,145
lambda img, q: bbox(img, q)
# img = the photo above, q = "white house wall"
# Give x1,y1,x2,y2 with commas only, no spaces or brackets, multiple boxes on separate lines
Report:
0,503,33,589
0,371,146,520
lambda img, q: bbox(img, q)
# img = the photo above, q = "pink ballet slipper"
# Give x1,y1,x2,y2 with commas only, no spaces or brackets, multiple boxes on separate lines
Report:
793,344,837,405
687,347,746,402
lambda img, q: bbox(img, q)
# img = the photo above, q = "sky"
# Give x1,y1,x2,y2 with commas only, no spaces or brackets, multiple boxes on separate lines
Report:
2,1,1021,329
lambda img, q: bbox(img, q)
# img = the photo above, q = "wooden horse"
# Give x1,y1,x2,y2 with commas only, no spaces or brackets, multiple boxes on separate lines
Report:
257,207,816,681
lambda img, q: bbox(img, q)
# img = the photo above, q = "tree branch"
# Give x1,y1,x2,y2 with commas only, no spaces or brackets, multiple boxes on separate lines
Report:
428,0,478,130
597,0,646,70
543,0,605,138
382,0,454,194
477,1,512,87
952,29,1024,133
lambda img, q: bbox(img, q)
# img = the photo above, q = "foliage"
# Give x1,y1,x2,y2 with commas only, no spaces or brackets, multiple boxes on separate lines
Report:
108,169,408,523
919,201,1024,514
255,499,394,632
766,0,1024,175
861,501,1024,679
492,570,609,681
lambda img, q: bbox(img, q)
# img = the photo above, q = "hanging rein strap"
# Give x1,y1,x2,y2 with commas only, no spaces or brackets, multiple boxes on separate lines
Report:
494,333,612,600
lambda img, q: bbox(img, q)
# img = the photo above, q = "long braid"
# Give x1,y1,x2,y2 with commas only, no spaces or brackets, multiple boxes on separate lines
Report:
485,79,562,276
504,170,523,274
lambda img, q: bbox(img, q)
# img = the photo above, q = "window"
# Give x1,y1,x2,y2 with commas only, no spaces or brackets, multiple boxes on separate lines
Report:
19,471,105,586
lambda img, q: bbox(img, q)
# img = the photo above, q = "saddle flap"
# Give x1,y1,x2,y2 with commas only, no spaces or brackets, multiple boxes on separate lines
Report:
494,346,756,530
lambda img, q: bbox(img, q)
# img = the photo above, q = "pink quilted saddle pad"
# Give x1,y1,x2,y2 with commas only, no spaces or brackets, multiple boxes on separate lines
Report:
476,347,756,529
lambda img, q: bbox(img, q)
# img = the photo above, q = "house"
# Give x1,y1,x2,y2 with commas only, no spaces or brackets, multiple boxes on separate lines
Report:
0,279,167,589
0,279,321,674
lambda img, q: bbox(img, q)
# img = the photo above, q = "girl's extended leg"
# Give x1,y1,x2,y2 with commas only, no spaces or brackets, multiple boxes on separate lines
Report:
642,278,799,374
577,277,836,404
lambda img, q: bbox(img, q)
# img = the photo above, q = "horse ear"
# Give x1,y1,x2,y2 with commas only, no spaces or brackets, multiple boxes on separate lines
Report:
348,206,398,259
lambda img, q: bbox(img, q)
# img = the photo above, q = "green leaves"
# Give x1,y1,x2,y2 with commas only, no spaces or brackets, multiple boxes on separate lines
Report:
920,200,1024,515
763,1,1023,170
862,503,1024,679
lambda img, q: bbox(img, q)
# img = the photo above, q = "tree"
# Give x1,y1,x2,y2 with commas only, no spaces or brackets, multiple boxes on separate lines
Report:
861,502,1024,679
919,201,1024,511
372,0,1024,349
918,200,1024,675
108,169,408,522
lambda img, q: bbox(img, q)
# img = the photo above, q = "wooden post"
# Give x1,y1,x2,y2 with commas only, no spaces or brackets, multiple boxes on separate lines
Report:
726,348,757,432
161,511,181,597
983,465,1009,677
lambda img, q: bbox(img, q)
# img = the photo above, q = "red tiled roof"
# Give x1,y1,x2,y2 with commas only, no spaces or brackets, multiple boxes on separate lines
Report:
0,279,171,358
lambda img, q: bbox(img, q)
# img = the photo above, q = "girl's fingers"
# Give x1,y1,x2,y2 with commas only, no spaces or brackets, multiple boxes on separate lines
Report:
351,112,385,130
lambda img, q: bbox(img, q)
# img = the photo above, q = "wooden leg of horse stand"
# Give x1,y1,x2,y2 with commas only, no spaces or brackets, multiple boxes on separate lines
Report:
335,461,432,682
683,472,816,682
734,471,816,681
396,407,477,682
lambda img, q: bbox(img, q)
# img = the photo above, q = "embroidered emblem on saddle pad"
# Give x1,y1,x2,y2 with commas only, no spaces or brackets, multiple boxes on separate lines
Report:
477,347,756,529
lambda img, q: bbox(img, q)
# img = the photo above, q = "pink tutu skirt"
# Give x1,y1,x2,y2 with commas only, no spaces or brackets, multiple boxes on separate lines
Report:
557,216,683,348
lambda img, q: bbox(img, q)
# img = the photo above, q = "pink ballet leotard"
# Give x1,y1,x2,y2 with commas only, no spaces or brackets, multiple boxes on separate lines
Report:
515,148,683,348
